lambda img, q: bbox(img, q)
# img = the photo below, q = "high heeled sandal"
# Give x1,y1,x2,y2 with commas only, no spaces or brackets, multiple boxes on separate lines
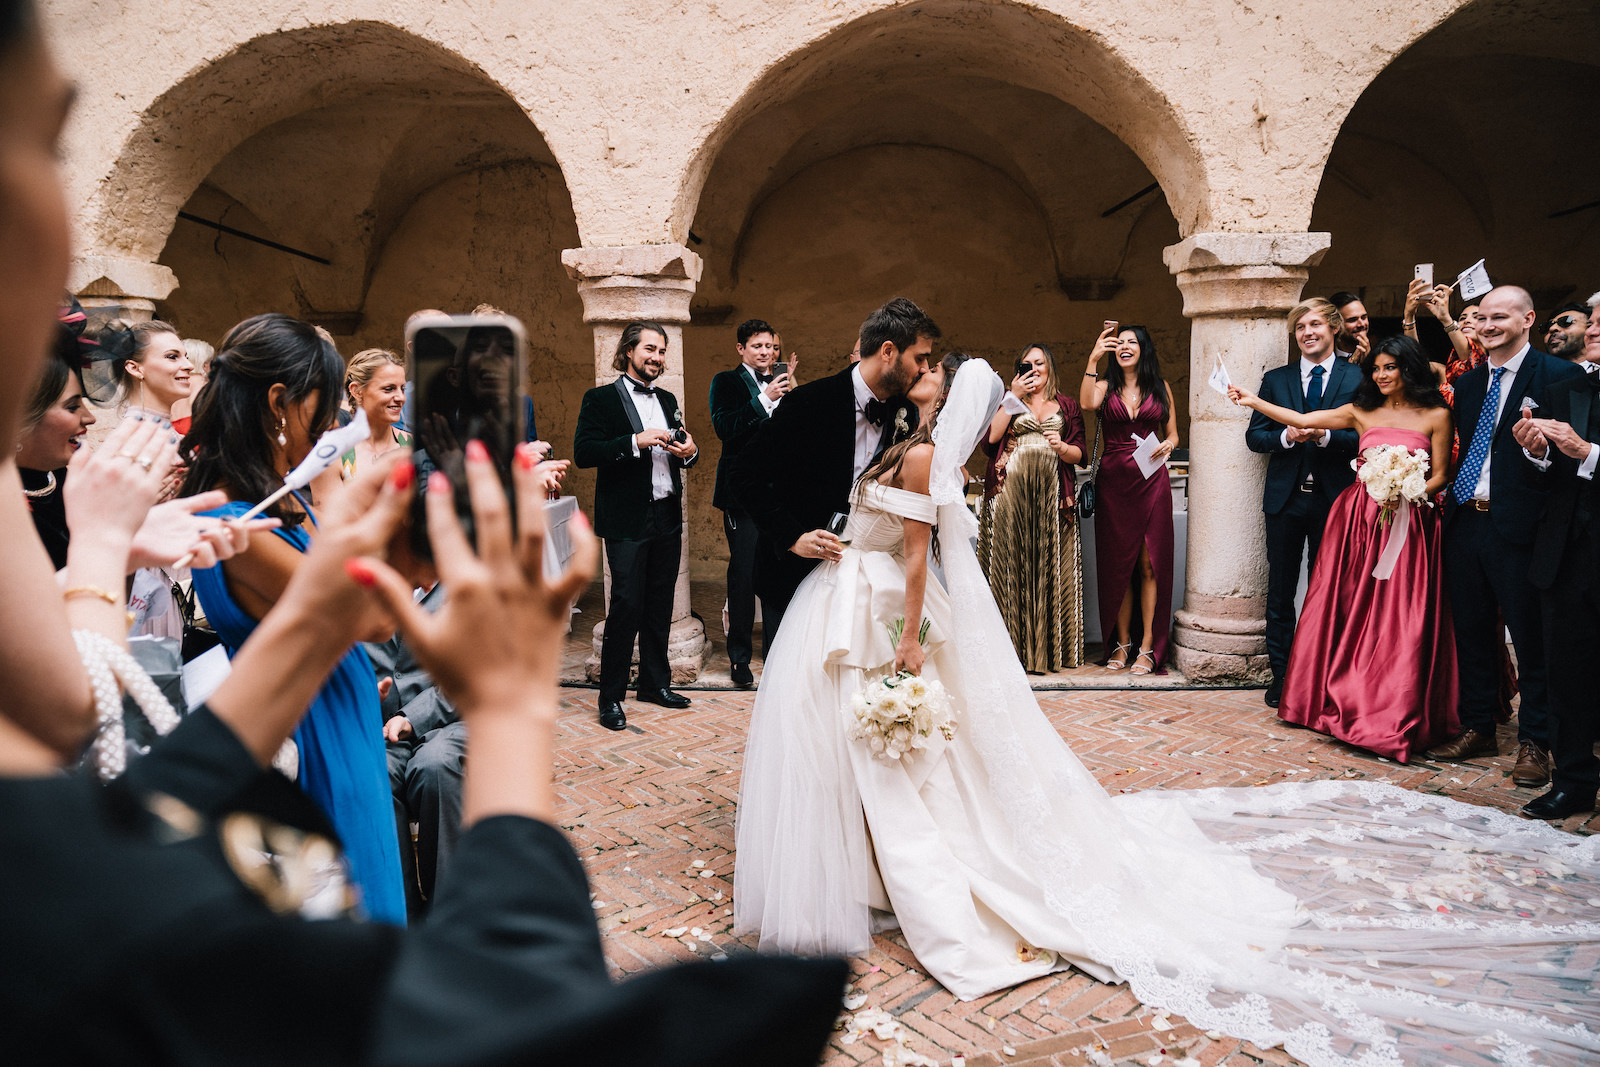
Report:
1106,642,1132,670
1129,648,1156,676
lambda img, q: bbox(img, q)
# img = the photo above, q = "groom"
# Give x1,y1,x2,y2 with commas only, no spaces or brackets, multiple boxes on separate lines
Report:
731,297,939,644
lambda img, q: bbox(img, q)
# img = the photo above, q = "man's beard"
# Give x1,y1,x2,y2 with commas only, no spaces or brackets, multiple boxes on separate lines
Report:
881,358,919,398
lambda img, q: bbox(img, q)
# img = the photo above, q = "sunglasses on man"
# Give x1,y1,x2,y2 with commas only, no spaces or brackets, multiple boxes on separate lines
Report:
1549,315,1585,330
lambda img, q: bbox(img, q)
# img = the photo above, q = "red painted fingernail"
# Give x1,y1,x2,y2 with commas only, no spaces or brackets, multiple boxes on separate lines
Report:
466,439,488,463
515,443,535,471
390,459,414,491
344,559,377,588
428,471,450,494
574,509,591,531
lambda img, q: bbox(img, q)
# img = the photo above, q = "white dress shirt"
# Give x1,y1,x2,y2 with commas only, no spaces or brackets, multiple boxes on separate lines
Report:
1467,345,1527,501
852,364,881,482
622,375,675,501
743,363,780,415
1280,354,1338,450
1524,360,1600,481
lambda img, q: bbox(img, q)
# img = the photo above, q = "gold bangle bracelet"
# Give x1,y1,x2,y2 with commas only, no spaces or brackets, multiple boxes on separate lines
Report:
62,585,122,607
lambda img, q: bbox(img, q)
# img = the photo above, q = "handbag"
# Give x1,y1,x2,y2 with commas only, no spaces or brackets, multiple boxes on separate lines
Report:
1077,414,1104,519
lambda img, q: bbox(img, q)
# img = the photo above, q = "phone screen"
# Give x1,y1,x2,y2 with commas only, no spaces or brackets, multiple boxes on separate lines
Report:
406,314,526,559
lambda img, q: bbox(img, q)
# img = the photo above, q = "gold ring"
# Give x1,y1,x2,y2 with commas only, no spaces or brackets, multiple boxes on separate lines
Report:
115,450,139,461
136,455,155,471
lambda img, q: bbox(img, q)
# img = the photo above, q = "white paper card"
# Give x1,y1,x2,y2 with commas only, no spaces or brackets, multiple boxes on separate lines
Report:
1132,431,1164,479
1206,357,1233,397
1000,393,1028,417
1456,259,1492,301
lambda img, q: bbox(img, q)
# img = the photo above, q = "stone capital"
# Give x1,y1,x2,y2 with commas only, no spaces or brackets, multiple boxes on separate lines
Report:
68,255,179,317
1164,232,1332,319
561,244,703,325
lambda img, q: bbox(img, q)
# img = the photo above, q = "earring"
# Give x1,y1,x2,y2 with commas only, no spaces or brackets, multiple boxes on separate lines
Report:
277,418,287,448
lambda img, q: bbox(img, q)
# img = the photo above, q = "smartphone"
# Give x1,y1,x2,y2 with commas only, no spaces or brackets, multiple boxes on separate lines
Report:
1015,360,1032,378
772,361,788,379
1415,263,1434,287
1104,319,1119,331
406,312,526,560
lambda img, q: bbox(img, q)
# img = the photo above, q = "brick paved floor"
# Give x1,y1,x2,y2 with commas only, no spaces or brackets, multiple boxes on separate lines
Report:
552,678,1596,1067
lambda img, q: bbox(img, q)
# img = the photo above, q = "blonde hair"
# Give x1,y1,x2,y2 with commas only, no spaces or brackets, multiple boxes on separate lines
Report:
182,338,215,376
345,347,406,406
1287,298,1341,350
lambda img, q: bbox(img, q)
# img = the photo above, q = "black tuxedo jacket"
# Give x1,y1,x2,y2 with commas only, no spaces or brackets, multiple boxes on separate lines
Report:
1529,372,1600,590
709,364,769,512
1446,349,1583,545
573,377,698,541
1245,358,1361,513
730,365,912,604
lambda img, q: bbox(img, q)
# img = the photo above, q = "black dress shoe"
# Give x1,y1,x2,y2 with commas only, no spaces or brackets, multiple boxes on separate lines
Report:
598,701,628,731
1264,677,1283,709
636,688,691,709
730,662,754,688
1521,788,1597,821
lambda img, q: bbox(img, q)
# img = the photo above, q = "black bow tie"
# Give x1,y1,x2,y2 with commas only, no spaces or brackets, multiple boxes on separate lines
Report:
864,397,893,427
628,378,657,397
756,372,775,385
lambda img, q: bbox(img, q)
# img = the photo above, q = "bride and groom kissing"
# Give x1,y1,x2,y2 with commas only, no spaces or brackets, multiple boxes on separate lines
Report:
724,296,1600,1067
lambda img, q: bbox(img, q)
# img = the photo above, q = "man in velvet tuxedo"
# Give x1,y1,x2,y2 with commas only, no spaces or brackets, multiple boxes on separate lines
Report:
1428,286,1585,783
1246,297,1362,707
731,297,938,643
1514,305,1600,819
573,321,700,731
709,318,793,686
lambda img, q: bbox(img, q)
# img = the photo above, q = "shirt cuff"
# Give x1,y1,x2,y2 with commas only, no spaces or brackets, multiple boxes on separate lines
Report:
1315,431,1331,447
629,435,640,457
1580,442,1599,480
1523,446,1551,470
1280,428,1295,450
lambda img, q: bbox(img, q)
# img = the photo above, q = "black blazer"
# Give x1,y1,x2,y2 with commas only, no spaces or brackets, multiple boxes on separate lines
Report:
573,377,698,541
1245,358,1362,514
1446,349,1584,545
730,365,912,605
709,364,769,512
1528,373,1600,590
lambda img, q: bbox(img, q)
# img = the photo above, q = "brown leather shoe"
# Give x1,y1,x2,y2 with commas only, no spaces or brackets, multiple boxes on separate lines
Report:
1511,741,1552,787
1427,729,1497,761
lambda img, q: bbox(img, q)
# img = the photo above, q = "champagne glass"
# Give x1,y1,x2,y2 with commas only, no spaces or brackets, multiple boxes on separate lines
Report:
826,511,851,548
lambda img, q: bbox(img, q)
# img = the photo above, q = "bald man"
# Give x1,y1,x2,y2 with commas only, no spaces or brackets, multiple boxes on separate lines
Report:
1429,286,1585,787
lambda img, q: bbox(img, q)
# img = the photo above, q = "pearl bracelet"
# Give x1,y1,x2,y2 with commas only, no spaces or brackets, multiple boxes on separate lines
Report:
73,628,182,780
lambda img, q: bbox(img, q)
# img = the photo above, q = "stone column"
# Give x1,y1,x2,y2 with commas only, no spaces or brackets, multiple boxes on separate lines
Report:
1163,232,1332,682
561,243,708,684
68,255,179,320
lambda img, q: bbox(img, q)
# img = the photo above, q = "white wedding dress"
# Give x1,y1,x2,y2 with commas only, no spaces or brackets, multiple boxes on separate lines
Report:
734,360,1600,1067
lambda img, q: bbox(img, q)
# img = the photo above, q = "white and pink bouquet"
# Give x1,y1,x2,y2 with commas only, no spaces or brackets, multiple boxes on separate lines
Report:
1354,444,1431,528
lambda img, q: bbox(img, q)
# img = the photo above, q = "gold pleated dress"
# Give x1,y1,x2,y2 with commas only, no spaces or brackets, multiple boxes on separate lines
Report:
977,413,1084,672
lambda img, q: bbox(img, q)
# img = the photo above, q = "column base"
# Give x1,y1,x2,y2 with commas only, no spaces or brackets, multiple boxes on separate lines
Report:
586,614,708,687
1171,595,1271,683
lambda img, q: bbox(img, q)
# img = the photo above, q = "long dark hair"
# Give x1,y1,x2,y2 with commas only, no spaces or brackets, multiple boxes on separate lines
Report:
180,313,344,522
1111,325,1168,424
856,351,972,494
1353,335,1447,412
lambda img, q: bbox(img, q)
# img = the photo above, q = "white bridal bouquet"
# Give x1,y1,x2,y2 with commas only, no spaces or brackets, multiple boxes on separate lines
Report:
845,618,957,761
1354,443,1431,527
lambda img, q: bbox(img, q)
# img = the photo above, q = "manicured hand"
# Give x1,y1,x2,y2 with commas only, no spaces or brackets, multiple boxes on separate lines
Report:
63,416,178,552
791,528,843,561
130,491,280,571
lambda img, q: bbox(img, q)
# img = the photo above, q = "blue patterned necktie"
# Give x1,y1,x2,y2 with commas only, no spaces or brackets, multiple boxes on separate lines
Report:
1453,366,1504,504
1305,364,1324,408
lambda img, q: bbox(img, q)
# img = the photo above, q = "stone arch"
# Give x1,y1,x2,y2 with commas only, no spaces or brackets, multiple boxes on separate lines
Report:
672,0,1209,242
1306,0,1600,327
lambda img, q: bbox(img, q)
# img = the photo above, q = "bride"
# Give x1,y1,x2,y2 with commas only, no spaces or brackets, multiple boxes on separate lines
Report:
734,355,1600,1066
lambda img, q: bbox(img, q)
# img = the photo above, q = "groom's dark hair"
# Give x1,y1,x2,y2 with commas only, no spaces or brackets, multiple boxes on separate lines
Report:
858,298,940,362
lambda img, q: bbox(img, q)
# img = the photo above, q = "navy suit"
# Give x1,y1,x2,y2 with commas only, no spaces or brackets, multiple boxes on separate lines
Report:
709,365,773,664
1445,348,1584,747
1527,371,1600,797
1245,357,1361,678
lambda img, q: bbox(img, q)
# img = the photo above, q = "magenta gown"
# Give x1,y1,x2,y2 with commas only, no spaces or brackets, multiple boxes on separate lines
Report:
1278,428,1459,762
1092,391,1175,673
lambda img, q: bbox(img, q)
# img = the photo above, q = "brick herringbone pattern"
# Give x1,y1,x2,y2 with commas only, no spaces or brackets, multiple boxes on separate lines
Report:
553,685,1592,1067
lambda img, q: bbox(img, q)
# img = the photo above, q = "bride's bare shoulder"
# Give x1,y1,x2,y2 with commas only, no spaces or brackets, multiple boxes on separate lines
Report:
894,443,935,494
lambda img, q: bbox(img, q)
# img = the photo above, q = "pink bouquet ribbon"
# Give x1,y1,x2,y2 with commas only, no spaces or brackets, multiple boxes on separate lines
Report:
1371,497,1411,580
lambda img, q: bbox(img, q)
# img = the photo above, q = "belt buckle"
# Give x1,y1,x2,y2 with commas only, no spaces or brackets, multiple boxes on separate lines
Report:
1298,480,1315,494
1470,498,1491,512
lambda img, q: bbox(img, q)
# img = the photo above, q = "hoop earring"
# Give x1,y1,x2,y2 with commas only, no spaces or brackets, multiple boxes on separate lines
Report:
277,418,287,448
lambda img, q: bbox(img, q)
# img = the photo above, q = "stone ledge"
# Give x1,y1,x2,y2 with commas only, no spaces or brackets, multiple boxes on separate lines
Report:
561,243,703,284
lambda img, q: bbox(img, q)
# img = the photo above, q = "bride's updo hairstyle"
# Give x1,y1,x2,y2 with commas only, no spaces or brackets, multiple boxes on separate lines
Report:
856,350,972,493
1352,335,1446,411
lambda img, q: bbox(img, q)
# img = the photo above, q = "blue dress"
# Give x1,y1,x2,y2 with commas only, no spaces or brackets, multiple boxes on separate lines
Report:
191,499,406,924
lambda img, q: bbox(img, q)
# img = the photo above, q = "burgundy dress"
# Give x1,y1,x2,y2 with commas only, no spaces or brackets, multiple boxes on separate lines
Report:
1278,428,1459,762
1091,391,1175,673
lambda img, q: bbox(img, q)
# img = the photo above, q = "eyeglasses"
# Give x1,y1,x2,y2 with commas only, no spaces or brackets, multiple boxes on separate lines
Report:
1550,315,1585,330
